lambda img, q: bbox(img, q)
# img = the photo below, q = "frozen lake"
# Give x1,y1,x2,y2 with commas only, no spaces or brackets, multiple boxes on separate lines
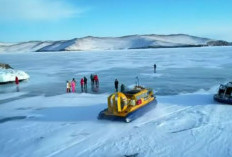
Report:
1,46,232,157
1,46,232,98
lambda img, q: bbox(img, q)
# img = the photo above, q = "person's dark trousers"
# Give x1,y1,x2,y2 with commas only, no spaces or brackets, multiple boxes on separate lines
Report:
81,85,84,92
91,80,94,86
84,84,87,92
96,80,99,88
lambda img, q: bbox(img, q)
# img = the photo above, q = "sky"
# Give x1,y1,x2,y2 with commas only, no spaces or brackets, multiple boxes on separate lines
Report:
0,0,232,42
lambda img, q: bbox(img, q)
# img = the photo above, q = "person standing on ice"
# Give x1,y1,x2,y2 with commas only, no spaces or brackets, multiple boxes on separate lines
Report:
154,64,157,73
90,74,94,87
80,78,84,92
135,76,140,87
15,76,19,92
71,78,76,93
84,76,87,92
66,81,71,93
120,84,125,92
94,75,99,88
115,79,119,92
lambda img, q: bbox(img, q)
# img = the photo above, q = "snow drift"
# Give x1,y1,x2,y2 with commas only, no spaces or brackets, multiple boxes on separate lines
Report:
0,64,30,83
0,34,231,53
0,69,30,83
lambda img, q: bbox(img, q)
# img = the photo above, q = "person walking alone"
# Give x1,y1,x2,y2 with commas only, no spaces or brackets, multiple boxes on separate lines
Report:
15,76,19,92
154,64,157,73
114,79,119,92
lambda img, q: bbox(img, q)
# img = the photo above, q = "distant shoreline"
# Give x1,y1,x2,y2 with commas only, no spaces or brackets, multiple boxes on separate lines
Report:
0,34,231,53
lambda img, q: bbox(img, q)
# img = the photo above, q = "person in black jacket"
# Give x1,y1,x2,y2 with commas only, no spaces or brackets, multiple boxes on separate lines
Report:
120,84,125,92
90,74,94,87
154,64,157,73
84,76,87,92
115,79,119,92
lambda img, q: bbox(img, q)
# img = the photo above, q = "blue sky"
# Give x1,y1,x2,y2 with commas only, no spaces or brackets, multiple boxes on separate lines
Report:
0,0,232,42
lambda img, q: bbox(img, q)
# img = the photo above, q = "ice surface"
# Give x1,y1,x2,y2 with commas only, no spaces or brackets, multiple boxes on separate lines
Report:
1,46,232,96
0,46,232,157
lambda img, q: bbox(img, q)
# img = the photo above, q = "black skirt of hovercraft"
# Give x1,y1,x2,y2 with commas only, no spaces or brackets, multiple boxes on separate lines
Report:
98,100,157,123
214,94,232,105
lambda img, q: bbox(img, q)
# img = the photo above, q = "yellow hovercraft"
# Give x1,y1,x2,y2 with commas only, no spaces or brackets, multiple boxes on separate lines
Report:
98,85,157,123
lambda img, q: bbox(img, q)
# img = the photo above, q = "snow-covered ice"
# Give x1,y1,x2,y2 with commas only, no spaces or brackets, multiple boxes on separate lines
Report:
0,68,30,83
0,46,232,157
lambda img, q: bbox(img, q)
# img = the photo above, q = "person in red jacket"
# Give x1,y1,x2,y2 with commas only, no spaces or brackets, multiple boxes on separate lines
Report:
80,78,84,92
94,75,99,88
15,76,19,92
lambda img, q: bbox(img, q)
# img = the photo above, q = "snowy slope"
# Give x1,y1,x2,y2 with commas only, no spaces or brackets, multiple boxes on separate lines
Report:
38,39,77,51
0,42,15,46
0,34,229,53
143,34,210,45
38,34,213,51
0,41,52,53
0,42,15,52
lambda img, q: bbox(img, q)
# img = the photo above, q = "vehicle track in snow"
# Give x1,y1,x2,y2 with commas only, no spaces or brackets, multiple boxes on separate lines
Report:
135,104,194,128
43,122,129,157
78,104,197,156
87,104,216,157
38,104,184,157
177,108,211,157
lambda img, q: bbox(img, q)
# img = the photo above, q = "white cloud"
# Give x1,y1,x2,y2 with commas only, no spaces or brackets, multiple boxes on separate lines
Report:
0,0,85,21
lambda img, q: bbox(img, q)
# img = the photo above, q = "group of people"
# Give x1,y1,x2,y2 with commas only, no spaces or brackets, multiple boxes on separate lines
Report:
66,64,156,93
90,74,99,88
66,77,126,93
66,74,99,93
13,64,156,93
66,78,77,93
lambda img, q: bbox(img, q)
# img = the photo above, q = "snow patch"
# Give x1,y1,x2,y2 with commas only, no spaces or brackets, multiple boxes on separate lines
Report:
0,68,30,83
140,73,163,78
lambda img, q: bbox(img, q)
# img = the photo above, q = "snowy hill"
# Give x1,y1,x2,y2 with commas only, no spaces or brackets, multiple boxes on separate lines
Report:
0,41,53,53
0,34,231,53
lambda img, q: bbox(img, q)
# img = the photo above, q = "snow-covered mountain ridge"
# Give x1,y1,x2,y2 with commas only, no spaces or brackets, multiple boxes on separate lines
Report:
0,34,231,53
